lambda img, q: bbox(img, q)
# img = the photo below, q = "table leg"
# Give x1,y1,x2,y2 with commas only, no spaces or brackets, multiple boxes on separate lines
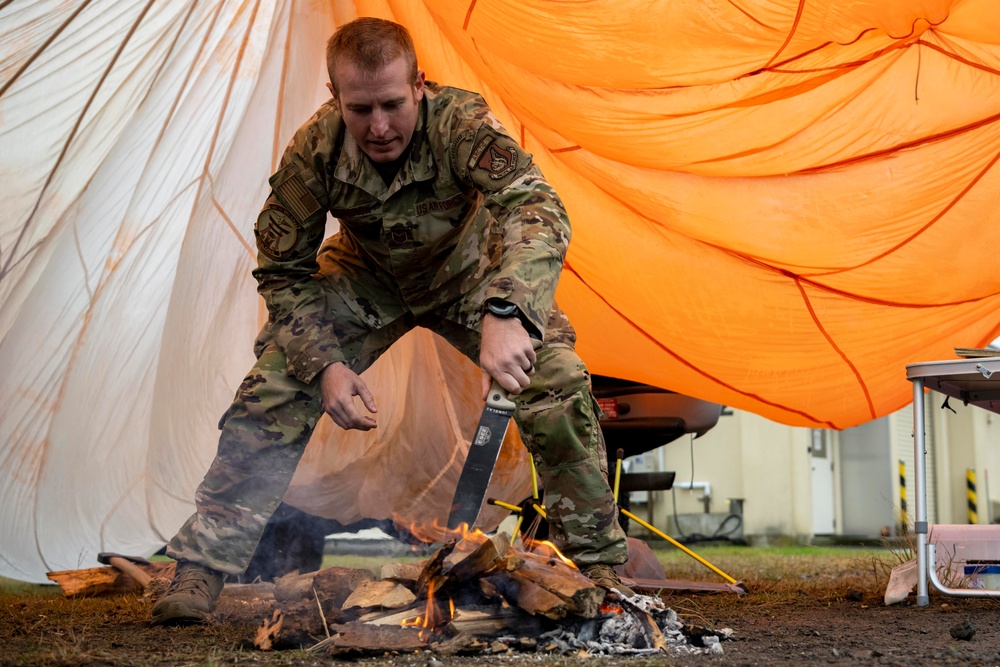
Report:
913,378,929,606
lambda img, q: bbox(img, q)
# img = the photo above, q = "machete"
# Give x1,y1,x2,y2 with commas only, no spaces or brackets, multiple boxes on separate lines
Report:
447,380,516,530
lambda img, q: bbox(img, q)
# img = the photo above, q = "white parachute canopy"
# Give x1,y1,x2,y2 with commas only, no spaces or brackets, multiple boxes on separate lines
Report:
0,1,528,583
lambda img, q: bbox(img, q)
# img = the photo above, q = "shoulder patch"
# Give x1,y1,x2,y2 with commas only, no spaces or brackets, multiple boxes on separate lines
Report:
270,164,322,222
453,127,529,192
255,205,300,261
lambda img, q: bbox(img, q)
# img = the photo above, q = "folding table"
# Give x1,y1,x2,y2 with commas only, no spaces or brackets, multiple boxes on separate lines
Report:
906,356,1000,606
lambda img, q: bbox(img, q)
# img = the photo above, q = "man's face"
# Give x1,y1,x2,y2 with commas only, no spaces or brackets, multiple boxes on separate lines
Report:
330,57,425,163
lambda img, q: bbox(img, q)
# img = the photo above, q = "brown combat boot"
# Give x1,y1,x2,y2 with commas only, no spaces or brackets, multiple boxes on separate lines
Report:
151,560,225,626
581,563,636,598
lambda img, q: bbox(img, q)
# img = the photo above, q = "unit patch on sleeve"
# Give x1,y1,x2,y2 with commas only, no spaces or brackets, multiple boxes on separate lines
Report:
255,205,300,261
453,127,528,192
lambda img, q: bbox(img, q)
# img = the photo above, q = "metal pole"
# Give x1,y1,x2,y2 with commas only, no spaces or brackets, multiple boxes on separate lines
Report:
913,378,929,606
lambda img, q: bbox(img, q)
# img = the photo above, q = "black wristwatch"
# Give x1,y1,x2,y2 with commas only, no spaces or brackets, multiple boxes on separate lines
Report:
485,299,519,318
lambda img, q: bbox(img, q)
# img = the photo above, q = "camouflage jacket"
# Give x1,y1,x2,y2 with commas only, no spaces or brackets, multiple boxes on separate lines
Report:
253,83,571,383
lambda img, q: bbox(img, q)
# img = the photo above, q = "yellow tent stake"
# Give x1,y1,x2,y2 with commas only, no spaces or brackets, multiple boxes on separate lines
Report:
530,456,540,500
613,449,623,503
511,515,524,542
489,498,522,513
619,508,737,584
531,503,548,519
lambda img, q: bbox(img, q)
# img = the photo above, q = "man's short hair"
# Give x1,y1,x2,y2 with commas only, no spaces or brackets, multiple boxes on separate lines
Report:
326,18,418,92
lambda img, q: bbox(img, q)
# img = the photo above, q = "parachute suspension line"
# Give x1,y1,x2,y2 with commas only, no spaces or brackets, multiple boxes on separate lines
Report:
272,0,296,173
762,0,805,69
207,175,256,259
794,277,876,420
725,0,776,31
914,39,922,102
0,0,158,283
185,0,262,263
197,0,262,183
463,0,478,30
142,1,228,198
135,1,201,120
0,0,94,101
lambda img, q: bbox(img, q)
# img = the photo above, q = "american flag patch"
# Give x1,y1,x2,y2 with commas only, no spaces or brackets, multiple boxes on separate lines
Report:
271,166,322,221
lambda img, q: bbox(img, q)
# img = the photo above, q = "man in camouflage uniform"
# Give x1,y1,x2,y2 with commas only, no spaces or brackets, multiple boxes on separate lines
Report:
152,17,629,626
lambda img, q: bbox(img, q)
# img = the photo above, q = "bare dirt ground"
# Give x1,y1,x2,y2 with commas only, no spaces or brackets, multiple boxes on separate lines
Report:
2,545,999,666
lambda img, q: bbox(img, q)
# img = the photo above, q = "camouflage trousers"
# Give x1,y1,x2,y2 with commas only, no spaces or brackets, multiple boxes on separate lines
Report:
167,263,628,576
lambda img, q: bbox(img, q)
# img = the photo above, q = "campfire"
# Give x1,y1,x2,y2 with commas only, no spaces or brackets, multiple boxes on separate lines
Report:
251,525,732,658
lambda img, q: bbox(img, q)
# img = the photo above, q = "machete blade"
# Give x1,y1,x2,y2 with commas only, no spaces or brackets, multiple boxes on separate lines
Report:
446,385,515,530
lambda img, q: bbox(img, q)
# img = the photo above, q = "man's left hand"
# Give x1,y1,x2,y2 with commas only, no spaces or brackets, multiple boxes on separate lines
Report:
480,313,536,399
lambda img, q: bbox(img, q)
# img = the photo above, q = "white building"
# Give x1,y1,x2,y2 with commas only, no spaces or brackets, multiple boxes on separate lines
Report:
628,394,1000,543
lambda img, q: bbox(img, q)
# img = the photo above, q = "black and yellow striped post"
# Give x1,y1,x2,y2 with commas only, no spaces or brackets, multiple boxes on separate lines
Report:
898,459,908,532
967,468,978,524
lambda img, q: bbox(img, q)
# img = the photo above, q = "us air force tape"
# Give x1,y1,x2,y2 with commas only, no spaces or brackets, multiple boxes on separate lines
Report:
453,126,527,192
269,163,322,222
255,204,299,261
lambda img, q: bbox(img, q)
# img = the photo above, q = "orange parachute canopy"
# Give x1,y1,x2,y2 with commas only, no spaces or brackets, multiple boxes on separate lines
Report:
1,0,998,581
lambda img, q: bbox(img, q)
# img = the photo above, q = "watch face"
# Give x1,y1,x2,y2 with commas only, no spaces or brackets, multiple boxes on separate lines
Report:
488,301,518,317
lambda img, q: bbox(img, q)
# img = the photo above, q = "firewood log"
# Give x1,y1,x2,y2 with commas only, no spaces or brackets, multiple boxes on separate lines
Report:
273,566,373,605
342,579,416,610
442,533,510,583
503,550,603,618
486,571,569,620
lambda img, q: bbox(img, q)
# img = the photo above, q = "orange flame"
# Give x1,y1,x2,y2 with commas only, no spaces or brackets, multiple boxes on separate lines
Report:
399,576,456,637
400,517,492,546
523,538,578,569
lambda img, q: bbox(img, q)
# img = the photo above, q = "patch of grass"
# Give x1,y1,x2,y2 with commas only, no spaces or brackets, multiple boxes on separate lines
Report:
321,552,423,574
644,542,898,620
653,543,882,582
0,576,60,595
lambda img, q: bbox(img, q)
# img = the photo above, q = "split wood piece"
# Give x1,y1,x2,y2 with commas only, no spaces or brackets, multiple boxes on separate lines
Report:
442,532,510,583
414,541,456,599
361,602,531,633
485,572,569,620
443,606,542,636
47,567,134,597
273,566,373,605
46,561,174,597
342,579,416,610
361,604,425,626
314,622,426,657
508,550,604,618
379,562,422,587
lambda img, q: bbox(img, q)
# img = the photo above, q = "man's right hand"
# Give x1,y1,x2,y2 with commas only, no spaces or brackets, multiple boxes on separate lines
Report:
319,362,378,431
